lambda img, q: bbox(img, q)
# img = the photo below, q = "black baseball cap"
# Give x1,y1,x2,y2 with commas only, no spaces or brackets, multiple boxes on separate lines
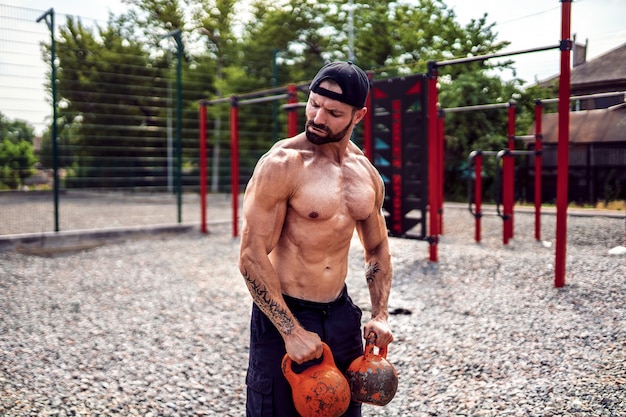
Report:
309,61,370,109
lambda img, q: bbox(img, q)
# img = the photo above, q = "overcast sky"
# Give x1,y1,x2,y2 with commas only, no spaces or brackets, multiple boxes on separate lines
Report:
2,0,625,133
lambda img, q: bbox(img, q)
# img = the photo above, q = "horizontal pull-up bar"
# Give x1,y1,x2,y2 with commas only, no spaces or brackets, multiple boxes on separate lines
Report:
431,44,560,69
469,149,501,157
281,102,307,110
513,135,536,141
239,93,289,106
540,90,626,104
199,83,309,106
444,102,511,113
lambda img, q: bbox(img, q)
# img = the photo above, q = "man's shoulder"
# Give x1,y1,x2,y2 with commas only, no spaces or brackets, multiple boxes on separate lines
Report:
261,136,308,162
254,136,307,175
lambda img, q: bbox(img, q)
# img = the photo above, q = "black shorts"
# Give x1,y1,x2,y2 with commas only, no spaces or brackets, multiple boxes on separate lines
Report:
245,286,364,417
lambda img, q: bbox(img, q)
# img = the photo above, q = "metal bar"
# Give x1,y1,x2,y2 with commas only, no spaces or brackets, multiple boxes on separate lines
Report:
514,135,536,141
435,44,560,67
555,0,572,288
427,68,439,261
287,84,299,138
503,104,516,244
443,91,626,114
443,102,510,113
199,103,208,234
476,150,500,156
534,101,543,241
239,93,289,106
201,97,231,106
474,153,483,242
230,97,240,238
438,110,445,235
175,33,183,224
468,151,477,217
202,83,310,106
281,102,307,110
37,9,59,232
363,72,374,162
495,150,507,222
540,90,626,104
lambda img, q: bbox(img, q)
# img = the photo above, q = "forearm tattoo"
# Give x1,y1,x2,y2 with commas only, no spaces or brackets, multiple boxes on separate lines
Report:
242,269,295,335
366,262,381,283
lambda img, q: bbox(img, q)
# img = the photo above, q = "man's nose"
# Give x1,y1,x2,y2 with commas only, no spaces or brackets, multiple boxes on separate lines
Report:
313,108,328,125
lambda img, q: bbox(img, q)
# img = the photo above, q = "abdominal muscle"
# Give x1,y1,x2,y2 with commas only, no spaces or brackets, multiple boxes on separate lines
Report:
269,214,355,303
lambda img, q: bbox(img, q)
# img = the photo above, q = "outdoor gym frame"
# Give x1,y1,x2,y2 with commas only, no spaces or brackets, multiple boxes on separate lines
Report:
464,90,625,246
197,0,573,288
428,0,572,288
461,100,543,245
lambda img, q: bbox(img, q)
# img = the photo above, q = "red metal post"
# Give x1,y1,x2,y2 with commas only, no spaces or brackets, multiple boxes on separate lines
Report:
427,62,439,261
503,101,516,243
534,101,543,241
474,153,483,243
363,72,374,162
199,102,208,234
287,84,299,138
438,109,445,235
230,96,240,238
555,0,572,288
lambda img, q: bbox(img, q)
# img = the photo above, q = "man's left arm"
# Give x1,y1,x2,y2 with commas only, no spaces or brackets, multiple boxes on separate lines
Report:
356,179,394,348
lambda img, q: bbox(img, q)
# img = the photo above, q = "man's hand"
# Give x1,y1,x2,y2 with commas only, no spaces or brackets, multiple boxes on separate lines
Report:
363,318,393,348
284,327,324,364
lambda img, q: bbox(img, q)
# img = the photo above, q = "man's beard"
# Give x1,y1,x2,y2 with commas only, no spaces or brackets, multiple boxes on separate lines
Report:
305,119,353,145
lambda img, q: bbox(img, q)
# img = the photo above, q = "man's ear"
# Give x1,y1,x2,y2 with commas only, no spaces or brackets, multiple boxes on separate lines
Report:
353,107,367,125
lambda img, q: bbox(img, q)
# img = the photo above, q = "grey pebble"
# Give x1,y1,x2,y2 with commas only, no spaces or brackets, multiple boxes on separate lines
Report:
1,205,624,416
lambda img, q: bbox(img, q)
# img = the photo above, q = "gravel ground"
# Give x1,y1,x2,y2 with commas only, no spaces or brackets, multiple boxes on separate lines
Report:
1,203,625,416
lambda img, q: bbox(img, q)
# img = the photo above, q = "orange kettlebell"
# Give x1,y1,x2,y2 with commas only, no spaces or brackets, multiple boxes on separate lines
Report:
345,332,398,406
281,343,351,417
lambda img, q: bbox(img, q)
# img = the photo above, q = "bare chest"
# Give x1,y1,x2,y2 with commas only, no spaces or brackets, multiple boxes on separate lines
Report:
289,162,376,222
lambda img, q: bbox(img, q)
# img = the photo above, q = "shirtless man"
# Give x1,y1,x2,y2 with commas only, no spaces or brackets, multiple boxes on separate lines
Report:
239,61,393,417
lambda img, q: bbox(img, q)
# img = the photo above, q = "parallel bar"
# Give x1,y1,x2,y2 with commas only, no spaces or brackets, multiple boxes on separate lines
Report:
540,90,625,104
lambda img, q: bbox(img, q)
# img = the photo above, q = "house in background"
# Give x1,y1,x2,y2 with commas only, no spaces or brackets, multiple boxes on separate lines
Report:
528,41,626,204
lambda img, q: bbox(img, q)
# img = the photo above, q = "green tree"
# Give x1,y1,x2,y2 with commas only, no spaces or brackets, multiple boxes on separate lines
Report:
0,112,37,189
41,0,554,196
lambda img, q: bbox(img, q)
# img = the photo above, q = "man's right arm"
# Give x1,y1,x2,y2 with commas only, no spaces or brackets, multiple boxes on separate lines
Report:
238,150,323,364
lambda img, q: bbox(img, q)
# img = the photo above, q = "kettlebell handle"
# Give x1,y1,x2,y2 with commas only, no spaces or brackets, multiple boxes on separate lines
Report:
365,331,388,358
281,342,334,386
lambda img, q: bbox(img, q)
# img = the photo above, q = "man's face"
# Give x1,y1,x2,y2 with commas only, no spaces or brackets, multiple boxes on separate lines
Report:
305,81,364,145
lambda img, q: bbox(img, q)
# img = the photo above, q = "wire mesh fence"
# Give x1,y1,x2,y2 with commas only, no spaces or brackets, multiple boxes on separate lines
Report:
0,4,308,236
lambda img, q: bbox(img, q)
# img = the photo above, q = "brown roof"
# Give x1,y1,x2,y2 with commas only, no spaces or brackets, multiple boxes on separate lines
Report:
537,42,626,89
571,43,626,88
533,103,626,143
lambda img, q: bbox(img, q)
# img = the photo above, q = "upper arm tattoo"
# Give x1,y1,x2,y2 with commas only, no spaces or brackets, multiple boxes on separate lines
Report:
242,269,295,335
